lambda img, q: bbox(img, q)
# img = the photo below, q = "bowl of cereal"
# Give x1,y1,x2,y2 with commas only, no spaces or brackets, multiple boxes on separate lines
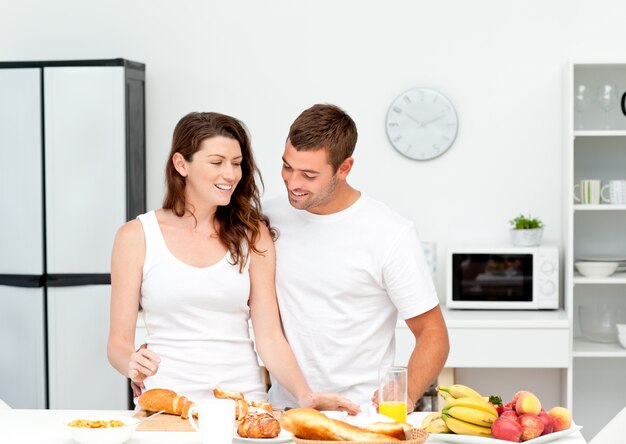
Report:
66,416,139,444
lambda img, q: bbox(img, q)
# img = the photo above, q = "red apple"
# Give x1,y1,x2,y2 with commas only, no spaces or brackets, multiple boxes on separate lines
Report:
518,414,544,441
549,406,572,432
516,392,542,416
500,409,519,421
491,417,523,442
538,410,554,435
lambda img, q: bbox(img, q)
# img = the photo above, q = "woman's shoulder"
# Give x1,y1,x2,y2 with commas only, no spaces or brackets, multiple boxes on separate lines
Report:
115,218,144,244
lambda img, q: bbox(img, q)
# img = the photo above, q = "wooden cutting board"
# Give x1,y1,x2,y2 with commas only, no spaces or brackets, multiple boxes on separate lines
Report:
133,410,195,432
133,409,283,432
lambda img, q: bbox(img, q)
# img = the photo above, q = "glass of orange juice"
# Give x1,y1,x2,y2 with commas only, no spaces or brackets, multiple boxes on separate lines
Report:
378,366,407,423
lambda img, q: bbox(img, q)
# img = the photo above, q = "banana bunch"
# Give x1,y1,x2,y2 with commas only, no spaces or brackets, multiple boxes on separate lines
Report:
435,385,498,438
441,397,498,437
420,411,450,434
437,384,484,404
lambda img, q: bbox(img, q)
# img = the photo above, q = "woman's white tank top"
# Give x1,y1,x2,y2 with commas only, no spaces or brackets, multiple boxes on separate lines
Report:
137,210,265,402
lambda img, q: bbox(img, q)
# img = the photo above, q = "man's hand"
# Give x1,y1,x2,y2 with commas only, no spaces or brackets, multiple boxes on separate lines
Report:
371,389,415,414
298,393,361,415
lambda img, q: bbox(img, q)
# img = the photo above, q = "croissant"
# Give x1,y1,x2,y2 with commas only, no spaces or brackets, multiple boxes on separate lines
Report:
280,408,399,442
238,412,281,438
138,388,194,420
213,388,245,400
213,388,249,419
249,400,273,414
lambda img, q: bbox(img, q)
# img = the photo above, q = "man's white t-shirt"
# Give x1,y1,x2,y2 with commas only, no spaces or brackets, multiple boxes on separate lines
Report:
263,193,439,408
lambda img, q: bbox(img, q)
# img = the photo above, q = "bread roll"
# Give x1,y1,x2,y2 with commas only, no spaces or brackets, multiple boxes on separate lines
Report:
238,412,281,438
280,408,399,442
138,388,194,419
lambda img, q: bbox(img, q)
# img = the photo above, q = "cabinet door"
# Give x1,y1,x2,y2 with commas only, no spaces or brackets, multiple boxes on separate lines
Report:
47,285,128,409
0,286,46,408
44,67,126,274
0,68,43,275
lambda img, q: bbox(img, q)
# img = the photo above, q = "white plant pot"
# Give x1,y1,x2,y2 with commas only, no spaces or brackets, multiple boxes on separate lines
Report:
510,228,543,247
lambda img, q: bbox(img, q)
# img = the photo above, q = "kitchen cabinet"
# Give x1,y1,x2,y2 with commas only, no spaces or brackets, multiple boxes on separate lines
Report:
395,308,568,412
564,61,626,441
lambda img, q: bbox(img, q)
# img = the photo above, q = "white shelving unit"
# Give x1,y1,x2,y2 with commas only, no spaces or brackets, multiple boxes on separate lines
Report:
564,61,626,441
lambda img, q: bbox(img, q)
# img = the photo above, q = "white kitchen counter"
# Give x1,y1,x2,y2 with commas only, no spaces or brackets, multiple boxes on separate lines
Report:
395,307,570,368
588,406,626,444
0,409,587,443
396,307,569,329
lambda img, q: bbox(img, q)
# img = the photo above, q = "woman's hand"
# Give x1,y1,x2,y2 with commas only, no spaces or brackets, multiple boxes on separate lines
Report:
128,343,160,387
298,392,361,415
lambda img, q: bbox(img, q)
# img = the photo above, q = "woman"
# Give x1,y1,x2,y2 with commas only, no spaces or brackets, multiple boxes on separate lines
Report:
107,112,358,411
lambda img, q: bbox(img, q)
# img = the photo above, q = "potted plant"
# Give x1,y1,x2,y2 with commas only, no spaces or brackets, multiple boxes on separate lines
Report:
509,214,544,246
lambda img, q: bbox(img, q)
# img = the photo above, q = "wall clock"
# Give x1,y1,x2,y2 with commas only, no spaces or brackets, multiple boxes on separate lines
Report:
385,88,459,161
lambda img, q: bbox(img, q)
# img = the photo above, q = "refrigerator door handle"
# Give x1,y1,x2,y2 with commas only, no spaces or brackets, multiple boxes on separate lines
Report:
0,274,45,288
46,274,111,287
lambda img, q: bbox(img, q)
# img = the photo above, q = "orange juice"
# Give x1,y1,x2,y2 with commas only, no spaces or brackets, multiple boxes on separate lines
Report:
378,401,407,423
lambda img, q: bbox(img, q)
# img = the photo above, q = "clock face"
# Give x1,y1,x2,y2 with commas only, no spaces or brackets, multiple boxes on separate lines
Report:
386,88,458,161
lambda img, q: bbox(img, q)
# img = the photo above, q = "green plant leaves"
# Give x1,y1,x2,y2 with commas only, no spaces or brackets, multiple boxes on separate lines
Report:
509,214,543,229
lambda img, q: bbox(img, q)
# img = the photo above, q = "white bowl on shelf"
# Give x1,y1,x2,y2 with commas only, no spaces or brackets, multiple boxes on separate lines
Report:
618,324,626,349
574,261,619,277
578,304,626,343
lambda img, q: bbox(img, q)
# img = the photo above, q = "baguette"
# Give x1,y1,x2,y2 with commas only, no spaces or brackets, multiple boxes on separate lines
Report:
280,408,399,442
138,388,194,419
364,422,411,440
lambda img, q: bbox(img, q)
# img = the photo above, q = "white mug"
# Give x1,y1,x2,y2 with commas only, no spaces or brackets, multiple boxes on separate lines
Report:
188,398,236,444
574,180,601,204
601,180,626,204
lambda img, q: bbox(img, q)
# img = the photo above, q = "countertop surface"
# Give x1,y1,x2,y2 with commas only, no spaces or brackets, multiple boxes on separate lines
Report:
397,307,569,329
588,406,626,444
0,409,587,444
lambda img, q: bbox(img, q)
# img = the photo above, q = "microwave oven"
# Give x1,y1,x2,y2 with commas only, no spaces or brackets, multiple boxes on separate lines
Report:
446,246,559,310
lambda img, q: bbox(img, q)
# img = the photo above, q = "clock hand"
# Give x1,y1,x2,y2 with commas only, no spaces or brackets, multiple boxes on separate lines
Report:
405,113,423,127
421,114,446,127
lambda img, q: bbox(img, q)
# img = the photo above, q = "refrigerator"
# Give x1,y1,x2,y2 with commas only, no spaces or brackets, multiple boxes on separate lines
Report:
0,59,145,409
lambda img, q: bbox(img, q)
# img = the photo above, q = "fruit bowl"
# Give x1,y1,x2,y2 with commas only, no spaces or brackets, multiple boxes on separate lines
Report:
578,304,626,343
574,261,619,277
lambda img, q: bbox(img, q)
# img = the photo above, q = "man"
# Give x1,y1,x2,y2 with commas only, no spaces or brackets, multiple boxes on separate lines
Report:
264,103,450,411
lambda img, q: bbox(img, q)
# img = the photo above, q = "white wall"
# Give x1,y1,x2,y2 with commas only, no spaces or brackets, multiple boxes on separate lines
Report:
3,0,626,299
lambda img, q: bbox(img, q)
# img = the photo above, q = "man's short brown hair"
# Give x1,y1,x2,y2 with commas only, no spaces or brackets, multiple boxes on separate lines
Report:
287,104,358,173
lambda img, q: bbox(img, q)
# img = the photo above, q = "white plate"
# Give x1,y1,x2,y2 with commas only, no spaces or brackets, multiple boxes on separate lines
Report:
233,429,292,444
576,256,626,263
429,425,582,444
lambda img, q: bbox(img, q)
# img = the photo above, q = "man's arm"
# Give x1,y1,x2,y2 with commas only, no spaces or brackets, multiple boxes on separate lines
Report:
404,305,449,410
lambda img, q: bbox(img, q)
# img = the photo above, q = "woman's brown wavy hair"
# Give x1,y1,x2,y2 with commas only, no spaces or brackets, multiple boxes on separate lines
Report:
163,112,274,272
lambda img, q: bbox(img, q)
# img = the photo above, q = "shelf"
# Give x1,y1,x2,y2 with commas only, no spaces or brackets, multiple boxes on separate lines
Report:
573,336,626,357
574,130,626,137
574,204,626,211
573,271,626,284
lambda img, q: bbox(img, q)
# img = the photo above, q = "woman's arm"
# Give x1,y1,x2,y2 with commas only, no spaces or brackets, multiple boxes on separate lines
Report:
248,224,359,413
107,219,160,386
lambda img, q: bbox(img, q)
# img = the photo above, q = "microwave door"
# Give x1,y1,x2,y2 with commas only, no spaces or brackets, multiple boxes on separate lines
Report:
452,253,533,304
